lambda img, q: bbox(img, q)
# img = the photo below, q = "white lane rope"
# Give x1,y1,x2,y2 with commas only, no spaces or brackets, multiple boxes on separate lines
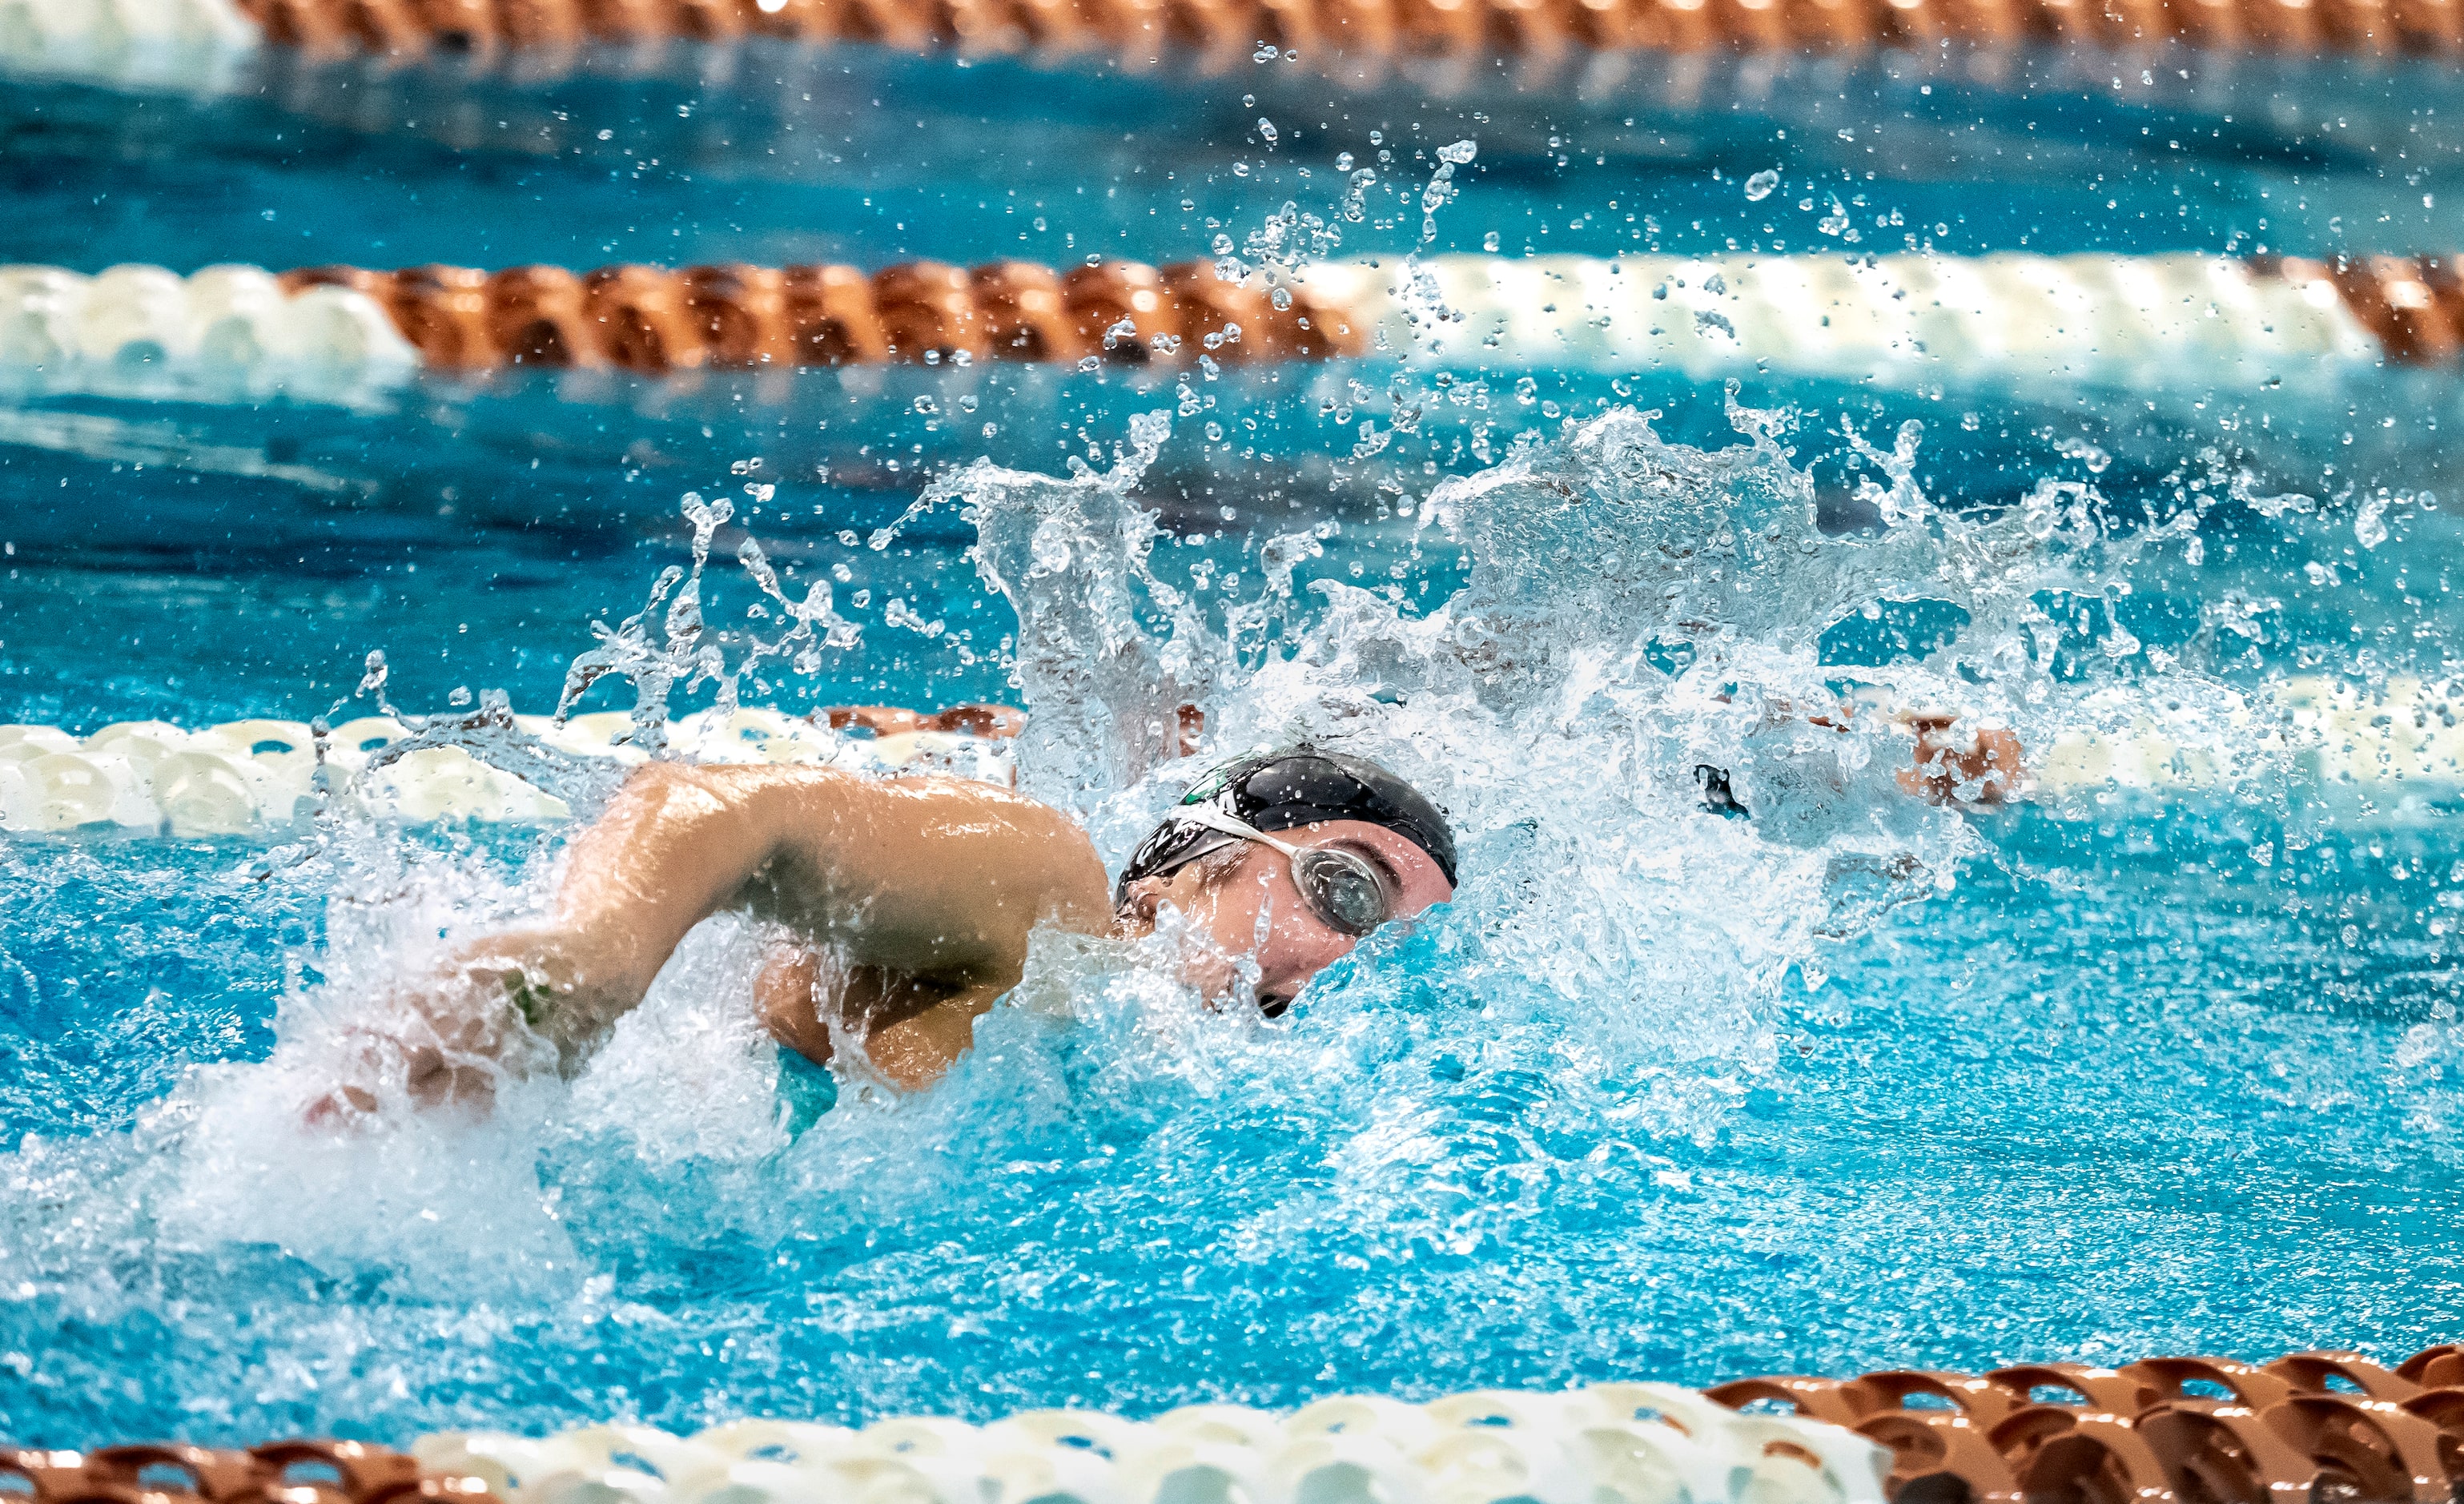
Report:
0,675,2449,838
1292,252,2383,390
0,263,417,401
0,0,258,89
412,1383,1894,1504
0,709,1010,838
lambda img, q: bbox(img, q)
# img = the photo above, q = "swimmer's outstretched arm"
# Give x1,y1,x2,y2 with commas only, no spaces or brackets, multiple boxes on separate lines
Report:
1895,713,2026,806
312,762,1110,1120
1732,695,2028,807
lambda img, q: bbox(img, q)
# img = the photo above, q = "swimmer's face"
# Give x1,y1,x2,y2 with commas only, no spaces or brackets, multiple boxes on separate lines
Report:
1121,818,1454,1015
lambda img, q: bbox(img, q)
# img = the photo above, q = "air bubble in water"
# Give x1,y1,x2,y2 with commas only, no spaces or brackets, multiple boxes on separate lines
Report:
1745,169,1779,201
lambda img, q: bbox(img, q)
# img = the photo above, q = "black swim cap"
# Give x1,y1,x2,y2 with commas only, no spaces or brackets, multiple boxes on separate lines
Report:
1115,746,1457,904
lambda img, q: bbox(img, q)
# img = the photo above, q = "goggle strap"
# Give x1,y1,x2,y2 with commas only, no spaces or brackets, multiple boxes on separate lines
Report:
1175,801,1306,859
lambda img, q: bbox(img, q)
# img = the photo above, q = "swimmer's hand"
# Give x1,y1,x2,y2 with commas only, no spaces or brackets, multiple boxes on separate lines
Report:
1719,693,2025,809
300,1030,496,1132
297,942,582,1132
1896,713,2027,807
301,760,1109,1128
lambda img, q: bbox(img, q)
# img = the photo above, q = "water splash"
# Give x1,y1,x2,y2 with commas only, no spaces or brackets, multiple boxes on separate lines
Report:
560,492,861,756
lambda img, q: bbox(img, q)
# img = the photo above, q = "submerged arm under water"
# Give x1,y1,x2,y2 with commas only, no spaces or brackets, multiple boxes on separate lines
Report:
304,762,1113,1126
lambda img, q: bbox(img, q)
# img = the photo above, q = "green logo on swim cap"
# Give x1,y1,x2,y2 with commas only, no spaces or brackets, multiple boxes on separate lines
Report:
1180,762,1239,806
1179,745,1280,806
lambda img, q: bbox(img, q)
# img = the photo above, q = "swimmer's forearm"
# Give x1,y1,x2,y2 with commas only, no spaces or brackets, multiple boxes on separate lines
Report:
509,759,810,1036
311,764,854,1124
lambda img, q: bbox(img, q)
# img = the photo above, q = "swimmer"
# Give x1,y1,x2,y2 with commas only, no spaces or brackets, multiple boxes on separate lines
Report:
306,706,2020,1124
307,737,1457,1122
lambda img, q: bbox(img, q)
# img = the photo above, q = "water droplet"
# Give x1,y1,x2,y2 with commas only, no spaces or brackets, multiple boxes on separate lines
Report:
2357,495,2390,549
1744,169,1779,201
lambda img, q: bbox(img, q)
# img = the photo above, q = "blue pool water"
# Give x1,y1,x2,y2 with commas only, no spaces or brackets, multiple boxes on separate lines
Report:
4,35,2464,1453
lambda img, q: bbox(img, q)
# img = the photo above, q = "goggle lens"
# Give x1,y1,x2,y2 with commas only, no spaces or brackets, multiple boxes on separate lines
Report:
1292,847,1393,937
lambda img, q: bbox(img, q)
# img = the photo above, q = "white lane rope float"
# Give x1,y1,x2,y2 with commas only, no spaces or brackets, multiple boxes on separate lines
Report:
411,1383,1894,1504
0,709,1010,838
0,0,258,89
1300,251,2391,390
0,263,419,403
0,253,2426,404
0,675,2448,838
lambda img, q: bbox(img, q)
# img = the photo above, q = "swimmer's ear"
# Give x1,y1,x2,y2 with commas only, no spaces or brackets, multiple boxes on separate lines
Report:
1119,863,1216,926
1117,875,1167,925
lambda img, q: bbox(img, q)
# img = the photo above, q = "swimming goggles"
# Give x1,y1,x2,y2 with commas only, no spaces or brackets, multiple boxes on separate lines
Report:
1170,802,1397,939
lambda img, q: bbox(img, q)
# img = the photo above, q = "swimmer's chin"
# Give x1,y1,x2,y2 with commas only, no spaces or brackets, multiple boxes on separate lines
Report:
1160,941,1264,1015
1166,960,1288,1013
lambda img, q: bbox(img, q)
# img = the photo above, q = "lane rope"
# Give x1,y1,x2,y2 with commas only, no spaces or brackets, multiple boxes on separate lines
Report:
0,673,2450,838
10,0,2454,82
2,251,2454,394
0,709,1010,838
10,1347,2464,1504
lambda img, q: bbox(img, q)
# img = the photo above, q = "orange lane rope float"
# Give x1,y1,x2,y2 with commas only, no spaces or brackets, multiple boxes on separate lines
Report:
213,0,2464,64
1708,1346,2464,1504
0,1442,479,1504
14,1345,2464,1504
275,257,1365,368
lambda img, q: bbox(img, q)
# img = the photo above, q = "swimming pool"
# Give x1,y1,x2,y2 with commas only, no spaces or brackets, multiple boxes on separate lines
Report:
5,11,2464,1471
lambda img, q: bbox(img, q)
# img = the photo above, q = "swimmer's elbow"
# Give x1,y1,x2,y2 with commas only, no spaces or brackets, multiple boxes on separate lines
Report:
1035,826,1115,935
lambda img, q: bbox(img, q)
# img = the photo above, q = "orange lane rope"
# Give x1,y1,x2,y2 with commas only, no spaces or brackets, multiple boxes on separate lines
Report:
0,1442,482,1504
1708,1345,2464,1504
2265,252,2464,363
227,0,2464,66
276,258,1363,371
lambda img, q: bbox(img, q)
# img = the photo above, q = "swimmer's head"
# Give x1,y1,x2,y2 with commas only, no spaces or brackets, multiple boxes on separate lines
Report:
1114,747,1456,1015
